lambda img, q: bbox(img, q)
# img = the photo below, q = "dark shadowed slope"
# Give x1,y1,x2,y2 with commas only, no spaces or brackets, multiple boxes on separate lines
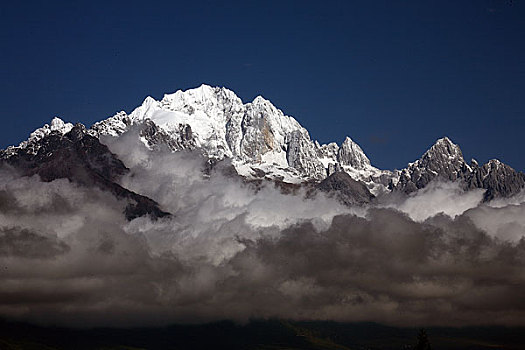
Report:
0,123,170,220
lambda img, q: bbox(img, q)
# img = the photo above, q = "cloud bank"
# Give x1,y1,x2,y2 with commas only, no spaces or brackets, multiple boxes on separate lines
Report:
0,131,524,328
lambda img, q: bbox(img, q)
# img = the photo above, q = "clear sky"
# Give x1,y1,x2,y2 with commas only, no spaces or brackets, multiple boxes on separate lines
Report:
1,0,524,171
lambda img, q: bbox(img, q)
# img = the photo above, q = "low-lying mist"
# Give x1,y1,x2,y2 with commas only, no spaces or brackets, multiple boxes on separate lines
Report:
1,129,524,328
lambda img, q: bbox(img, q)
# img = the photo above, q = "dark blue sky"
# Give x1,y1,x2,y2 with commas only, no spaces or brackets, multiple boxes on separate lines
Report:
1,0,524,171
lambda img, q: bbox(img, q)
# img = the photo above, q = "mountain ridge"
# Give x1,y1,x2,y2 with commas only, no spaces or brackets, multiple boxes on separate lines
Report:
0,123,170,220
2,84,524,202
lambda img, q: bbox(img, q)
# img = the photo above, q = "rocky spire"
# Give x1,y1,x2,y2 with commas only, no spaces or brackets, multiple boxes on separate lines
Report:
395,137,470,193
337,137,371,170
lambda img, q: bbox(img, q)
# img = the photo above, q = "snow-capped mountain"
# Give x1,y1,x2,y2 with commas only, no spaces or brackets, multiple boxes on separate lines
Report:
87,84,391,191
2,84,524,204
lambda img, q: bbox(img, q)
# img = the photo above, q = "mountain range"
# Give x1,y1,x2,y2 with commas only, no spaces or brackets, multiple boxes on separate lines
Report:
1,84,524,219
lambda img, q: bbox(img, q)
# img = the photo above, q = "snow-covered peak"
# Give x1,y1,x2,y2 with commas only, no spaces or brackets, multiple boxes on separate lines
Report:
170,83,216,100
249,95,283,115
28,117,73,143
95,85,310,162
161,84,243,114
49,117,72,132
0,117,74,158
84,84,393,185
251,95,271,106
128,96,160,122
245,95,303,140
89,111,131,137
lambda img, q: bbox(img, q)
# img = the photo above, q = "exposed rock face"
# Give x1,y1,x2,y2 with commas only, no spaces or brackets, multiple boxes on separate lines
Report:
393,137,525,201
0,124,170,221
317,171,375,206
395,137,470,193
1,117,74,158
337,137,371,169
286,130,325,179
467,159,525,201
139,119,196,152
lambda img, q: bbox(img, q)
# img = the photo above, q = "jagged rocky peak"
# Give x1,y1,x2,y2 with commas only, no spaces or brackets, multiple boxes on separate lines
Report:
0,117,75,158
248,95,286,119
467,158,525,201
29,117,74,143
421,137,464,163
392,137,525,201
337,136,371,169
89,111,131,137
241,95,303,154
418,136,469,178
67,123,88,141
395,137,470,193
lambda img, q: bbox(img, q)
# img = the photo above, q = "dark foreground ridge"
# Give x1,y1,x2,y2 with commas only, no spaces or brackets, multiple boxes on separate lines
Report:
317,171,375,205
1,319,525,350
0,124,170,220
